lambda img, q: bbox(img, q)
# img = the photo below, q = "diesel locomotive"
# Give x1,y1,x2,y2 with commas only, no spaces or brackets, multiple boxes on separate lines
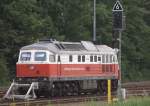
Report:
5,39,119,99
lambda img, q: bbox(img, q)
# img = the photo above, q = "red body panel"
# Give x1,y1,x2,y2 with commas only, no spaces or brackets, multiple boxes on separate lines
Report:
16,63,119,78
17,64,50,77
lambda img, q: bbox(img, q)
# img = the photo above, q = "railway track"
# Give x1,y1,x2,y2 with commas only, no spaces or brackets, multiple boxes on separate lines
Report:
0,90,6,99
0,81,150,106
0,95,111,106
123,81,150,97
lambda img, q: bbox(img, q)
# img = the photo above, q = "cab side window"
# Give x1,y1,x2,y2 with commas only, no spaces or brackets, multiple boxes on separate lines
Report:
49,55,55,62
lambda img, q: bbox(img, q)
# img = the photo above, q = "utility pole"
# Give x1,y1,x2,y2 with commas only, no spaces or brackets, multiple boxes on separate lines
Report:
112,0,125,101
93,0,96,42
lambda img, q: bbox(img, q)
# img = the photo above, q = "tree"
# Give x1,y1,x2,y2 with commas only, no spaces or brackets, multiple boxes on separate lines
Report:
0,0,150,84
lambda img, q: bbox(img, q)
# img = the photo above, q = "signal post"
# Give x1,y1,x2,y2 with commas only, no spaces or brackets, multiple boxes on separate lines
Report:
112,0,125,101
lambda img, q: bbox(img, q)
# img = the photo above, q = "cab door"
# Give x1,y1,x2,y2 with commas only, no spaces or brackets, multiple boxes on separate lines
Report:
57,55,61,77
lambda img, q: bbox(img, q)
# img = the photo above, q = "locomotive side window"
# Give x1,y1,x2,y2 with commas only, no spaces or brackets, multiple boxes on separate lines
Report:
90,56,93,62
102,55,105,63
69,55,72,62
35,52,46,61
82,55,85,62
106,55,109,63
49,55,55,62
98,56,101,61
20,52,31,61
94,56,97,62
78,55,81,62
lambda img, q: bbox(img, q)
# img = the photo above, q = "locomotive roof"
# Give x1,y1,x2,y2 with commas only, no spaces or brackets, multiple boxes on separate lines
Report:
21,40,115,54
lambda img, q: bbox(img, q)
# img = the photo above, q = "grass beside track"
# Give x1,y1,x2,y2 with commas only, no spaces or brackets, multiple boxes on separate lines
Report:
47,97,150,106
119,97,150,106
84,97,150,106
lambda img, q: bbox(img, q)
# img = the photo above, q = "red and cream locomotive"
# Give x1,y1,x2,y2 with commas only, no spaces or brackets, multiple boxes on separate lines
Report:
5,39,119,99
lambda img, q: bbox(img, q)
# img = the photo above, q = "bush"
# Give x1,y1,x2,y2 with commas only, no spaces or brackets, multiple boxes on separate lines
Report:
0,56,9,86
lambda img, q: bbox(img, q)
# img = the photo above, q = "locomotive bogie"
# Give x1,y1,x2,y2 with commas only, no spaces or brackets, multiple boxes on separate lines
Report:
15,79,118,97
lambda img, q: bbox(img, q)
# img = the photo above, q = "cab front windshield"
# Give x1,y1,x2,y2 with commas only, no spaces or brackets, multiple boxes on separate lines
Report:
35,52,46,61
20,52,31,61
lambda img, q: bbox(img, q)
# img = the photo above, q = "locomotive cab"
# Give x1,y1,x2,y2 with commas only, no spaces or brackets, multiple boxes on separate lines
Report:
16,49,56,82
19,50,49,62
18,50,55,63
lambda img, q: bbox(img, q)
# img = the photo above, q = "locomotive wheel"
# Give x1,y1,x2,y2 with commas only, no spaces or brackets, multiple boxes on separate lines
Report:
52,83,59,97
72,82,79,95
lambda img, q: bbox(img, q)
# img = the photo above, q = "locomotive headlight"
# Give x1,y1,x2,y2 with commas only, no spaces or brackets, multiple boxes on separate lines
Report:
18,78,22,81
43,78,47,81
28,65,35,70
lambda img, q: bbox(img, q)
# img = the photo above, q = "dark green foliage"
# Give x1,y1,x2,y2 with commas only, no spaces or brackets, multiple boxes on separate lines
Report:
0,0,150,85
0,56,9,86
